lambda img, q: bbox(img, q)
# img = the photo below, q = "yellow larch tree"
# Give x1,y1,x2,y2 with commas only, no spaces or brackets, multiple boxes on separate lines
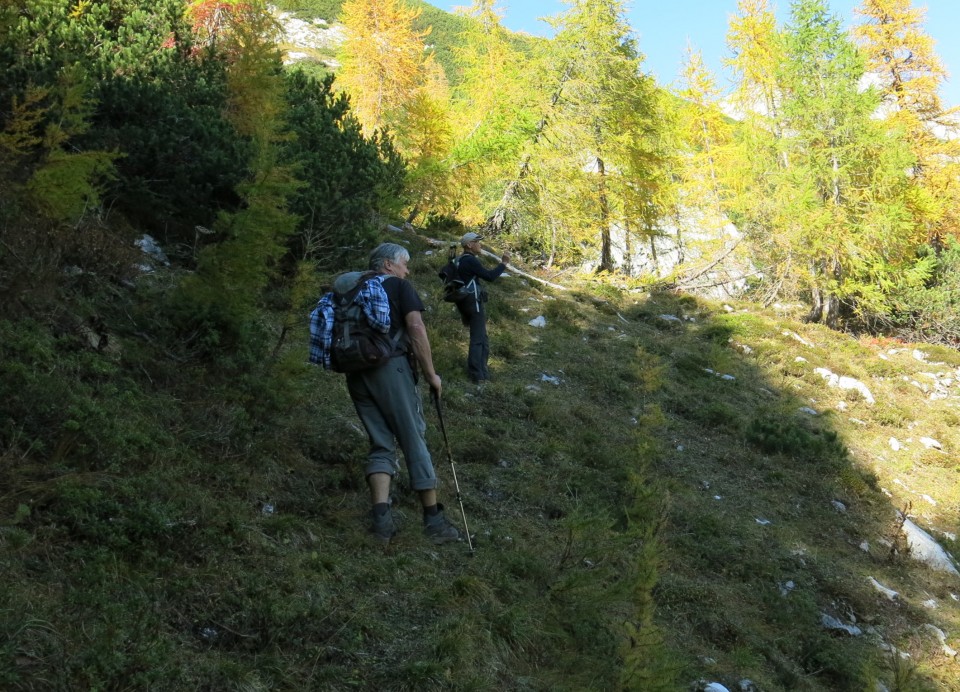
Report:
337,0,430,136
672,45,737,265
448,0,540,225
392,55,455,221
853,0,960,248
725,0,782,127
724,0,797,303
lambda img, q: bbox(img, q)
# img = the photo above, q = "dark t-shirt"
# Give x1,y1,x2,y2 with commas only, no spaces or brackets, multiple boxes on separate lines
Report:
381,275,423,355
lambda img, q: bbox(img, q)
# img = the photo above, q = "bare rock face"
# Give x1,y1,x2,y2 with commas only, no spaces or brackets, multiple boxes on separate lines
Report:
271,6,345,67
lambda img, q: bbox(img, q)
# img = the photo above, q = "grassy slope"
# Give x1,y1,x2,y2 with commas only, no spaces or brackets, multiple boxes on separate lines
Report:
3,230,958,690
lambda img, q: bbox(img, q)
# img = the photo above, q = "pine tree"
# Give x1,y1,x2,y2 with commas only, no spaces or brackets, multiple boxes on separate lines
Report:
281,70,405,267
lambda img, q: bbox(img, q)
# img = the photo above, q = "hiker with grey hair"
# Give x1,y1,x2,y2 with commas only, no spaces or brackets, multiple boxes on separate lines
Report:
456,232,510,384
346,242,460,545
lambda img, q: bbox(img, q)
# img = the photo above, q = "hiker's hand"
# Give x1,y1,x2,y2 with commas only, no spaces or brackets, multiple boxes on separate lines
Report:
501,251,511,265
426,373,441,397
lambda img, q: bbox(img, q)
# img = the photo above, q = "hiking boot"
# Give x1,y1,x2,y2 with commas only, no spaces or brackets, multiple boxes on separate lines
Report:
423,505,461,544
371,507,397,544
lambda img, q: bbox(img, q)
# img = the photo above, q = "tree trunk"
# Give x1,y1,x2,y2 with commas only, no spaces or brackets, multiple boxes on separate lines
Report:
623,218,633,276
806,286,825,323
597,156,613,273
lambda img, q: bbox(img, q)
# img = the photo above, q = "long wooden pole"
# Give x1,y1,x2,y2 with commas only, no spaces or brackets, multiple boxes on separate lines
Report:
390,225,568,291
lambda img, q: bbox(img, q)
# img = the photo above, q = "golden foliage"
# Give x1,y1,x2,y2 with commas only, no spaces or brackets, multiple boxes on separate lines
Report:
337,0,431,136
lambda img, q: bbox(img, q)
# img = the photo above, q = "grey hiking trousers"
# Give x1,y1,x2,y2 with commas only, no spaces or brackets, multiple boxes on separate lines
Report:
345,355,437,491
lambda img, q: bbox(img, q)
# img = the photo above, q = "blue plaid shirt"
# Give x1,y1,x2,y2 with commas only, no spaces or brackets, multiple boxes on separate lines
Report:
309,274,391,370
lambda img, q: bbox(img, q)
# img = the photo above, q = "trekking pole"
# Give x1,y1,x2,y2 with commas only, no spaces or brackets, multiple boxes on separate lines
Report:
431,388,475,554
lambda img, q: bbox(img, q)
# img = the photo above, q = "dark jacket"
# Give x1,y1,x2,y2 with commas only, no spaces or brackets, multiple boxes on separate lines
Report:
458,253,507,287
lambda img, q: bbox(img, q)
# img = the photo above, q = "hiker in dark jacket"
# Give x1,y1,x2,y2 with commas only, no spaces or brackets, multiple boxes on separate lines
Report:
456,232,510,384
347,242,460,546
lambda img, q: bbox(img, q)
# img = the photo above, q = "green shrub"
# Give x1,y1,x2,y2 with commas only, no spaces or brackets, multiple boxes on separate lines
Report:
694,401,742,429
889,241,960,347
870,401,911,428
745,416,848,463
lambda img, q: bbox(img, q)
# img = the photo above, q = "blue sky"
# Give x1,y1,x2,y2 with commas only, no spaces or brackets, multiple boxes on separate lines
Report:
441,1,960,108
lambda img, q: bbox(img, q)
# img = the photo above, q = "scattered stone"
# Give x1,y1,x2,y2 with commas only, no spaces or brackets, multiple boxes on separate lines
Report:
901,518,960,575
859,541,870,552
540,374,561,385
889,437,902,451
702,368,737,381
813,367,875,404
783,330,814,347
867,576,899,601
529,315,547,328
831,500,847,513
135,234,170,266
799,406,818,416
703,683,730,692
923,624,958,658
919,437,942,450
779,580,796,597
755,518,772,526
659,314,682,322
821,612,862,636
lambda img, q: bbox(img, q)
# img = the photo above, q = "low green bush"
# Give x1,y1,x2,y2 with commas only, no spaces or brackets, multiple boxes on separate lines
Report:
745,416,848,463
889,241,960,347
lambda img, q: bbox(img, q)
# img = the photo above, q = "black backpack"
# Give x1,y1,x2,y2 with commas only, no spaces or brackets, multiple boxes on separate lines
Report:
438,251,477,304
326,272,403,373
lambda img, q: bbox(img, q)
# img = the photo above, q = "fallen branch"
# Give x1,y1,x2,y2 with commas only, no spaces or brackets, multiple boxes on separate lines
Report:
390,225,568,291
674,238,743,288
